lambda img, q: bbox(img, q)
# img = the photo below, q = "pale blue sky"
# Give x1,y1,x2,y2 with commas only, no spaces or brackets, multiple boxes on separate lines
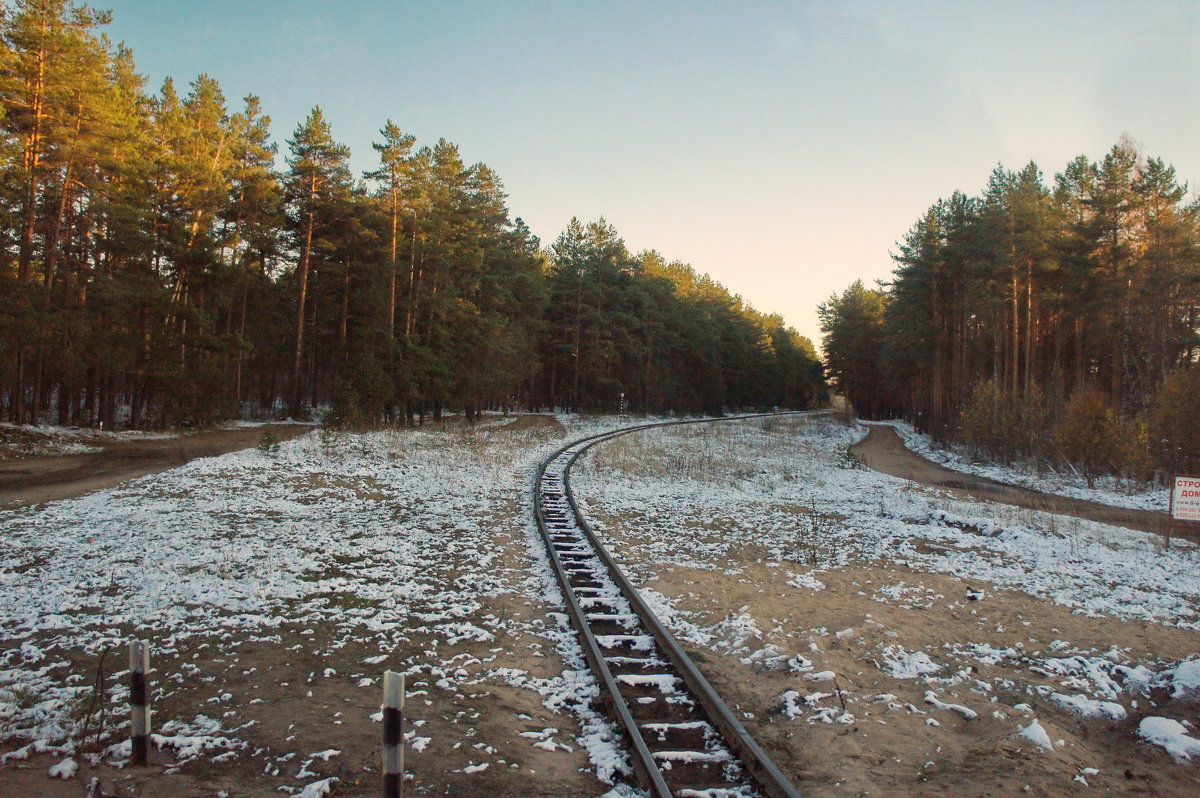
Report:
102,0,1200,348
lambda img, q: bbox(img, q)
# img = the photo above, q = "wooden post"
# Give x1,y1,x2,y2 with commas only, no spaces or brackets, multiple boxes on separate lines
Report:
383,671,405,798
129,640,150,766
1168,477,1177,549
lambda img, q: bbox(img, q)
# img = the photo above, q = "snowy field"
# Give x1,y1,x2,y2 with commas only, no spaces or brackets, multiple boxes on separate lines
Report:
578,416,1198,628
887,420,1171,512
1,412,1197,796
574,415,1200,795
0,415,647,796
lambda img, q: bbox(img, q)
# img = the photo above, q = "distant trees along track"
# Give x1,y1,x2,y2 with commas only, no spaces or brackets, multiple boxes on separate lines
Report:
535,414,810,798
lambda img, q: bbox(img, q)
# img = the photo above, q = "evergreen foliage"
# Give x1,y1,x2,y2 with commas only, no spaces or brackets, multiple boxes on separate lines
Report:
821,141,1199,481
817,280,889,418
0,2,825,427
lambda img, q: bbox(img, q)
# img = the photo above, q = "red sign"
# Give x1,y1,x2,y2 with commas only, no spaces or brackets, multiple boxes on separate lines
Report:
1171,475,1200,523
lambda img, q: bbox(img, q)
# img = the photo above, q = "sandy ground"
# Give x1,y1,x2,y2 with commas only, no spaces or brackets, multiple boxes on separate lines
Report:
0,425,316,508
0,416,604,798
577,418,1200,797
632,555,1200,797
0,510,601,798
850,424,1181,540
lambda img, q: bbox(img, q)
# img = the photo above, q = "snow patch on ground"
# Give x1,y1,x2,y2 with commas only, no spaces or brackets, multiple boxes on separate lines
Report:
1167,659,1200,700
881,647,941,680
1014,719,1053,751
1138,717,1200,762
1047,692,1126,721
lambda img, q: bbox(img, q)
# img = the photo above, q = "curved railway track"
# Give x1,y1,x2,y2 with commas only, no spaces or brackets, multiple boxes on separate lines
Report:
534,414,807,798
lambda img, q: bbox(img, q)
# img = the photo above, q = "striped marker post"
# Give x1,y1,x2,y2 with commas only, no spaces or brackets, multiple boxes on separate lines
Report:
129,640,150,766
383,671,405,798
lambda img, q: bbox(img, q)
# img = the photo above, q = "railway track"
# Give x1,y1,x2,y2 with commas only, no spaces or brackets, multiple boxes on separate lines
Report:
534,414,805,798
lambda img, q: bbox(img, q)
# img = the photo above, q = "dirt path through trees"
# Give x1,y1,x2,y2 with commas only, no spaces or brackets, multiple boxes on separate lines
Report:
0,425,316,508
850,424,1177,538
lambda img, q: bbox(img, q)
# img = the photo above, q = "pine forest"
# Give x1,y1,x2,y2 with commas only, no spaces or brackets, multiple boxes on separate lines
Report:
820,140,1200,482
0,1,825,430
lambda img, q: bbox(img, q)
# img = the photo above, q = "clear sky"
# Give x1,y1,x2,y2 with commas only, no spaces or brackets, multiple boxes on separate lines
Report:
100,0,1200,350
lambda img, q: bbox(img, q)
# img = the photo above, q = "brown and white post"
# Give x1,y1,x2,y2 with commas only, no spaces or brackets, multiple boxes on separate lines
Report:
129,640,150,766
383,670,405,798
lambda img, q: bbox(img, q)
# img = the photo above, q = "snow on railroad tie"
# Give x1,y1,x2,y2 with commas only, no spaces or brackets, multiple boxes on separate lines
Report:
579,596,623,609
641,720,712,732
650,749,733,765
640,720,715,740
586,612,641,627
606,654,669,667
675,788,759,798
595,634,657,651
616,673,682,693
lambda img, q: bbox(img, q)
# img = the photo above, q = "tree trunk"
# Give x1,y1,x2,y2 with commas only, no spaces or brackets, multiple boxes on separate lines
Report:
1023,262,1034,396
18,42,47,283
1011,270,1020,399
340,257,350,351
404,218,418,338
291,179,317,415
235,269,249,406
387,181,398,341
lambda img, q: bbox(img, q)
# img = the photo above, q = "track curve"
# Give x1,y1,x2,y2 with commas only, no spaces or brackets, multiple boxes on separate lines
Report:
535,414,811,798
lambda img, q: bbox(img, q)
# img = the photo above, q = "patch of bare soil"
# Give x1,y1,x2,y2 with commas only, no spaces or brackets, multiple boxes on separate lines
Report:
590,509,1200,797
850,424,1179,540
491,414,566,436
0,425,315,508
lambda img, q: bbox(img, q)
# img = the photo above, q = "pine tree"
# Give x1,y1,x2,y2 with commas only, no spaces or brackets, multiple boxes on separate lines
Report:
284,106,351,415
365,119,415,385
818,280,889,418
222,94,281,408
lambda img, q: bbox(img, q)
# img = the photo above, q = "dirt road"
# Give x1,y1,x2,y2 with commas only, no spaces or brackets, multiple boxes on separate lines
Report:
0,424,315,508
850,423,1175,537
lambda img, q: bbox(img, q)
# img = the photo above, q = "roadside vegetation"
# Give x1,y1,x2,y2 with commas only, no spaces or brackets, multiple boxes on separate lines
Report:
819,140,1200,484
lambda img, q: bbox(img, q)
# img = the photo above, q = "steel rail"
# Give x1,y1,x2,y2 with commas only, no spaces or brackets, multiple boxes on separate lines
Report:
535,435,673,796
534,411,819,797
